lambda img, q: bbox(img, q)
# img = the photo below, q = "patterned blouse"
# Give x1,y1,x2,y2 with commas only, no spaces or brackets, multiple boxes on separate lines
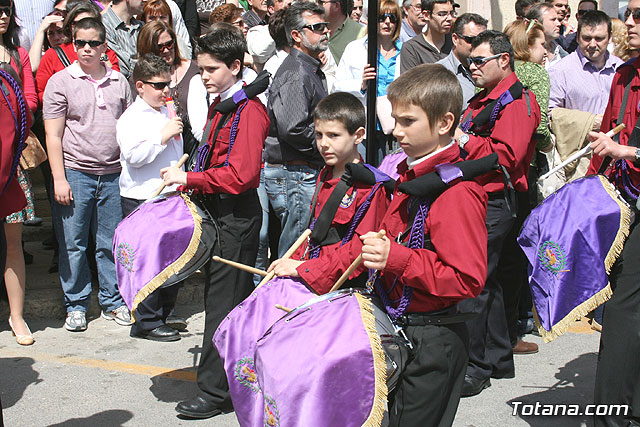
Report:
514,60,553,152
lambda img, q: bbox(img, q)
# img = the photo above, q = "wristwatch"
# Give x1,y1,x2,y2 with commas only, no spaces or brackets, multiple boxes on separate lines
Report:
635,147,640,164
458,133,470,149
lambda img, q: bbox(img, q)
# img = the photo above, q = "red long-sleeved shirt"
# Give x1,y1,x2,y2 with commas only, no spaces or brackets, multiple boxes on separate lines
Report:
184,97,269,194
377,144,488,313
35,42,120,105
588,58,640,187
463,72,541,193
295,166,391,294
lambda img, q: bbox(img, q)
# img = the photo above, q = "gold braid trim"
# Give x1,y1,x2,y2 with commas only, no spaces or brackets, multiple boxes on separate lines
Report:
130,194,203,322
355,293,388,427
534,283,612,343
598,175,632,274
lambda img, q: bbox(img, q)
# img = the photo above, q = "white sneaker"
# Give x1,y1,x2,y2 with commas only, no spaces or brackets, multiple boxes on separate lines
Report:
101,306,133,326
65,311,87,331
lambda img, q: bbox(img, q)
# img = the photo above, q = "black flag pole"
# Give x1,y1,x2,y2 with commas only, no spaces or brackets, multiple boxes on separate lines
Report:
365,0,378,166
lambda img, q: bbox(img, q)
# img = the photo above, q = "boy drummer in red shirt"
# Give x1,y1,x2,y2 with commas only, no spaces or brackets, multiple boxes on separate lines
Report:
361,64,489,426
268,92,393,292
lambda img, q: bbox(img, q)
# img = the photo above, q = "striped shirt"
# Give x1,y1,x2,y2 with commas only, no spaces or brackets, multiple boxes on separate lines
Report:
15,0,55,51
102,7,143,79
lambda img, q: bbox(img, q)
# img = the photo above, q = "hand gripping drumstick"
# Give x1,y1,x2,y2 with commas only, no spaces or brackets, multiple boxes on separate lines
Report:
255,229,312,290
212,256,268,276
150,153,189,199
328,230,386,293
538,123,625,183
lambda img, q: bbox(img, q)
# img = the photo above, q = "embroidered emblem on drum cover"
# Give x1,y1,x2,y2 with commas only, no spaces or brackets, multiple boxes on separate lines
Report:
116,243,135,272
234,357,261,393
538,241,569,276
263,394,280,427
340,188,357,208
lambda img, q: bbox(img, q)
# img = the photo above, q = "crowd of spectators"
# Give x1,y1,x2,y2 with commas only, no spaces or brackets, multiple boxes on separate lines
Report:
1,0,638,424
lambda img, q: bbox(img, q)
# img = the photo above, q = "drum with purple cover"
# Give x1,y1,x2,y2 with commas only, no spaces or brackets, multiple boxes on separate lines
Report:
213,276,316,427
253,288,409,427
113,191,217,319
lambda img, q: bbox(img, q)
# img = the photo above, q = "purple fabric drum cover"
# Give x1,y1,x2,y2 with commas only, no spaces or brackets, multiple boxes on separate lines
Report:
517,175,631,342
254,292,388,427
213,276,315,427
113,193,202,318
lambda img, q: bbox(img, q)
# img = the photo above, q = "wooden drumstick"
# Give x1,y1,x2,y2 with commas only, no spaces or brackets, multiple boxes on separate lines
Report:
329,230,386,293
255,229,312,290
538,123,625,183
150,153,189,199
212,256,268,276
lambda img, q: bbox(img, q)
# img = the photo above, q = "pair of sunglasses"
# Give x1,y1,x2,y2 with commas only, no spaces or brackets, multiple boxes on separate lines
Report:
0,6,12,17
157,39,174,51
73,39,104,48
303,22,329,33
624,8,640,22
142,80,171,90
456,33,475,44
467,53,505,66
378,13,398,23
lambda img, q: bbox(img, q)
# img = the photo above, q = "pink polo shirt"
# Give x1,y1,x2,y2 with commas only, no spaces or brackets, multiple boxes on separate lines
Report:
43,61,133,175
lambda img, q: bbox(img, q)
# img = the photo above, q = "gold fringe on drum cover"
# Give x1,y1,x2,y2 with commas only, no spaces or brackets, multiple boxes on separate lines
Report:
357,293,389,427
130,193,203,322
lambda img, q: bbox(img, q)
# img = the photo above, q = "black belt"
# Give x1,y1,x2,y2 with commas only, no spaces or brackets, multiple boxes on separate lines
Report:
487,191,506,200
396,306,476,326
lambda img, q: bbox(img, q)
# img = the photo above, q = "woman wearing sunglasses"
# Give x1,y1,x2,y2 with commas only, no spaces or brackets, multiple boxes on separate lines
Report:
333,0,402,163
35,2,120,104
0,0,38,347
136,20,208,171
142,0,193,60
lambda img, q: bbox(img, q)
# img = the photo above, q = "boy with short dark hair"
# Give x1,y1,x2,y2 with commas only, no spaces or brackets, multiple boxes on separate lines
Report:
268,92,392,291
360,64,488,426
116,53,185,342
44,17,133,332
160,24,270,419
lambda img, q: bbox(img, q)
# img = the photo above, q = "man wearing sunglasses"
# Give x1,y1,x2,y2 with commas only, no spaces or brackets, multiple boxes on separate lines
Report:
436,12,487,109
264,2,329,259
558,0,598,53
455,30,541,398
43,17,134,332
400,0,454,73
587,1,640,425
318,0,365,63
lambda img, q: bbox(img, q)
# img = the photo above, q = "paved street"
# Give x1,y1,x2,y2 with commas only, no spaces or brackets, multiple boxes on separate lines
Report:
0,301,600,427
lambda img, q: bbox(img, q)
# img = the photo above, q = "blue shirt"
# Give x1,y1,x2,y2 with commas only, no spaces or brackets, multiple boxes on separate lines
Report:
377,40,402,98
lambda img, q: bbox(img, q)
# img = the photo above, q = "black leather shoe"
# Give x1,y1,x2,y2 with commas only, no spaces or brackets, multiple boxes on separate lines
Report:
461,375,491,397
175,396,224,419
131,325,180,342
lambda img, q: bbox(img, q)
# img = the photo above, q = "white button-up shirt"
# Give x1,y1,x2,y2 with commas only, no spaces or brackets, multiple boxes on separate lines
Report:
117,96,184,200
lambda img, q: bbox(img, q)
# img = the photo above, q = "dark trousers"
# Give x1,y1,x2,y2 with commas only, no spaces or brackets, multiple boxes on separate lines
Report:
594,218,640,427
196,190,261,408
389,322,469,427
458,196,516,381
498,190,532,346
121,196,180,333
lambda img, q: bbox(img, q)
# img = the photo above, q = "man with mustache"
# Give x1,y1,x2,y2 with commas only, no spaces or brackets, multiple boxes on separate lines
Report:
264,2,329,259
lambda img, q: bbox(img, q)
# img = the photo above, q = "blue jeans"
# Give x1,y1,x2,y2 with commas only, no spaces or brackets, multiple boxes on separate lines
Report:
53,169,124,313
264,163,319,257
254,168,270,285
